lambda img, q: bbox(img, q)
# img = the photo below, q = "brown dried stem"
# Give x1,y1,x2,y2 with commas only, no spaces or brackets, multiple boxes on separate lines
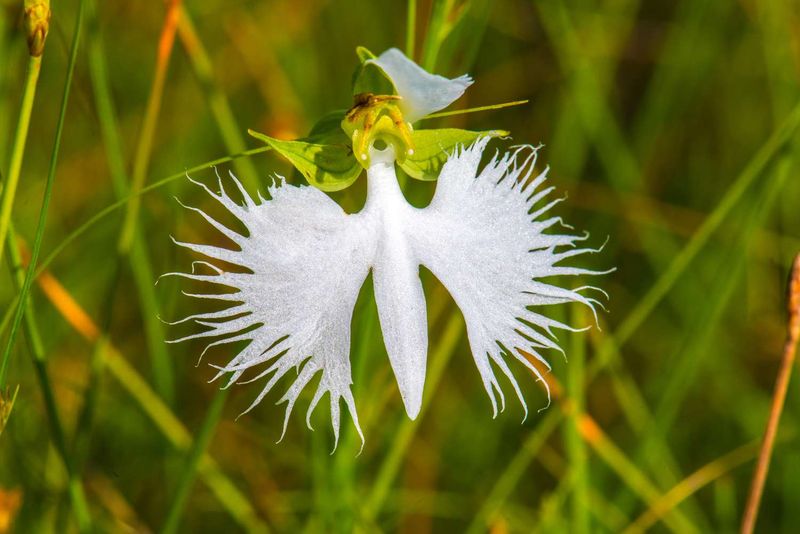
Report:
741,253,800,534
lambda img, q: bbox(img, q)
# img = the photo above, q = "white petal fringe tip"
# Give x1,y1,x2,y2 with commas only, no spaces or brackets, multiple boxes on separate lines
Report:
165,139,608,450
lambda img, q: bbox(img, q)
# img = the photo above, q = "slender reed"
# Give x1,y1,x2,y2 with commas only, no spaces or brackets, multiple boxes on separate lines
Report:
161,388,230,534
567,306,589,534
6,228,92,531
28,258,268,531
405,0,417,59
0,1,49,278
0,0,84,387
118,0,181,253
741,253,800,534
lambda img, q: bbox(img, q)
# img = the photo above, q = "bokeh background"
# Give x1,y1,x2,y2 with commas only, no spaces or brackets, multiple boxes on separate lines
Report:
1,0,800,532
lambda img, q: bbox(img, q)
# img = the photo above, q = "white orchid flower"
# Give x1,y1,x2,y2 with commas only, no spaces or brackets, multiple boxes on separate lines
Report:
165,49,607,450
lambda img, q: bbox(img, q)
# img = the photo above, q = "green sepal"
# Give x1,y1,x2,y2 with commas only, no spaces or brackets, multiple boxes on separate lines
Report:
400,128,508,181
351,46,395,96
248,129,361,192
355,46,376,62
307,109,348,141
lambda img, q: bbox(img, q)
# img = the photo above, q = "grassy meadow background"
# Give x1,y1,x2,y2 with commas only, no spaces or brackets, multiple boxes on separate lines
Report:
1,0,800,532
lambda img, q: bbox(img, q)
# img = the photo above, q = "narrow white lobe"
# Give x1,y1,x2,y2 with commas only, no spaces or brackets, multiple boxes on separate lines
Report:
364,148,428,419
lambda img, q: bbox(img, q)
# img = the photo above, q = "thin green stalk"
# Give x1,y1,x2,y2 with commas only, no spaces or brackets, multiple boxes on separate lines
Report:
331,295,379,529
17,244,266,530
362,313,463,522
0,56,40,268
0,14,11,152
567,306,589,534
591,98,800,375
580,416,698,534
427,0,491,84
86,0,174,404
422,99,529,120
466,410,562,533
103,344,268,532
420,0,455,72
0,0,51,263
1,0,85,389
632,0,729,158
534,445,628,533
652,157,792,442
113,0,182,404
536,4,710,526
0,146,272,341
161,388,230,534
6,227,92,532
118,0,180,254
177,6,261,192
405,0,417,59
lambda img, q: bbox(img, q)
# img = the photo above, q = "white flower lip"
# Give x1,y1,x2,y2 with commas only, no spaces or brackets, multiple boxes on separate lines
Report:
165,139,610,450
367,48,473,122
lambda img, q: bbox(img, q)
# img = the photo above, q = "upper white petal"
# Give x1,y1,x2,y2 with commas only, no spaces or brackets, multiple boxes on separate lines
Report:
368,48,473,122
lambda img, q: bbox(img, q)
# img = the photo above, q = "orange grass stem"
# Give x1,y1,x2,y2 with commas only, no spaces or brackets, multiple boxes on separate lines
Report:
741,253,800,534
118,0,181,253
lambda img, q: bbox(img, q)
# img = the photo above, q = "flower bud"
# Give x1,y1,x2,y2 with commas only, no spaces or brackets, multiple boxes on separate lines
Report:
0,385,19,437
24,0,51,57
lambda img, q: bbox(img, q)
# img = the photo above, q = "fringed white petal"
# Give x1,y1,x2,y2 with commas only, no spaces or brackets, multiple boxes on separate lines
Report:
411,138,607,417
167,174,373,450
368,48,473,123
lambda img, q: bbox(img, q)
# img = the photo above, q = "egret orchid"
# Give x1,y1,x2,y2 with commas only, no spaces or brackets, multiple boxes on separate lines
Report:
165,48,609,449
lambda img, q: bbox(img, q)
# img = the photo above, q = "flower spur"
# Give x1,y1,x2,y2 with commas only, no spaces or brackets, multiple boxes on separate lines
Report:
164,48,609,450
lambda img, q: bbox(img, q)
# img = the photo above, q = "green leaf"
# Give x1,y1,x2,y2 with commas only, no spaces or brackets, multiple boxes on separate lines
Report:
248,129,361,192
307,109,349,142
401,128,508,180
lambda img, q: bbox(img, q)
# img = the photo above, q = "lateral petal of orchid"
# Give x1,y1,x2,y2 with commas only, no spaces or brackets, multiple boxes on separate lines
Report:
368,48,473,123
411,138,608,415
169,175,375,446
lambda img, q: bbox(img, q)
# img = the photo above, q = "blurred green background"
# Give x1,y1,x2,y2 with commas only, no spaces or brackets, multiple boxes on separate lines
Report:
1,0,800,532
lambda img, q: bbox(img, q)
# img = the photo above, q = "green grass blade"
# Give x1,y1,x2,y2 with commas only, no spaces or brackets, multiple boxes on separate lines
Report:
406,0,417,60
420,0,455,72
177,6,261,192
6,226,92,532
593,98,800,371
421,99,529,120
1,0,85,388
0,56,41,268
86,0,175,404
466,410,561,533
362,312,463,522
0,146,271,342
103,345,268,532
161,388,230,534
567,306,589,534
